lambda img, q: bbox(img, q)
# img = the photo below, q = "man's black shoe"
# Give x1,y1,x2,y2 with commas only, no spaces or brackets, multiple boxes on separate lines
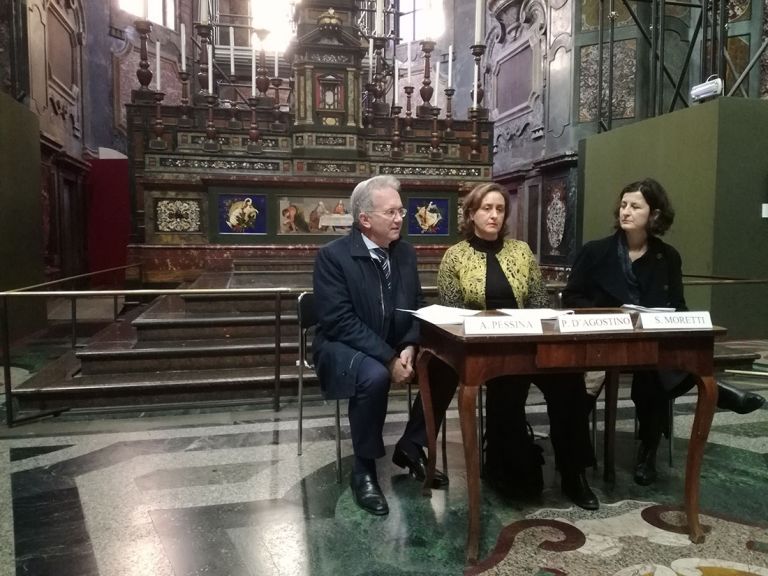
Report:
350,472,389,516
561,471,599,510
717,382,766,415
392,444,449,488
633,442,658,486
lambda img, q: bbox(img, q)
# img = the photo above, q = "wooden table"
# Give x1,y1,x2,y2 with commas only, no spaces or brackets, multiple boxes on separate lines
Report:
416,319,723,564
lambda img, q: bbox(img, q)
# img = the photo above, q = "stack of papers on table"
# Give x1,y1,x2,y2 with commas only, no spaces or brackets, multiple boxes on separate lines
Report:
398,304,481,325
621,304,676,313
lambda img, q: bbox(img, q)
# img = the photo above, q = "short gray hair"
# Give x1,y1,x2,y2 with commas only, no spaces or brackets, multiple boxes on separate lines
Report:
350,175,401,222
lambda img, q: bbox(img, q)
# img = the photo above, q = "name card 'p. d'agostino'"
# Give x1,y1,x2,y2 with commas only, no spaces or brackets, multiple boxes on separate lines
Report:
558,313,634,333
638,311,712,330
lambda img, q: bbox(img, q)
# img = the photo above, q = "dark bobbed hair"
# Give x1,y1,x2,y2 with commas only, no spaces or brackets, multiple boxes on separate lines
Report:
613,178,675,236
460,182,510,240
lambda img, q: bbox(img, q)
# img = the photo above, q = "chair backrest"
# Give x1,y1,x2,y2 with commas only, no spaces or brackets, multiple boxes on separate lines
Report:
297,291,317,330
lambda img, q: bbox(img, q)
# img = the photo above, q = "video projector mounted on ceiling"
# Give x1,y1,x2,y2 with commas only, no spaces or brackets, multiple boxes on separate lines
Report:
690,76,723,103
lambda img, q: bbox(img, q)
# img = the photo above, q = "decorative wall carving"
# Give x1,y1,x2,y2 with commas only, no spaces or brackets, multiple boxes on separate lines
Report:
540,174,578,265
152,157,282,172
303,161,357,173
548,45,571,137
379,166,484,177
27,0,84,148
489,0,548,168
315,135,347,146
307,52,352,64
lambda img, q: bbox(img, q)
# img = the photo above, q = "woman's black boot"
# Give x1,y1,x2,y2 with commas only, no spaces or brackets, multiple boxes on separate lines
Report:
634,442,658,486
717,381,765,414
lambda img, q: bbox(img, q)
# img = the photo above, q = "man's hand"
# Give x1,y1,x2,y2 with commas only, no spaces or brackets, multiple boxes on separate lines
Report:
389,345,416,388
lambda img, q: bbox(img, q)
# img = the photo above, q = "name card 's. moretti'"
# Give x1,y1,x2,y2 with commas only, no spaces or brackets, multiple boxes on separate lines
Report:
638,311,713,330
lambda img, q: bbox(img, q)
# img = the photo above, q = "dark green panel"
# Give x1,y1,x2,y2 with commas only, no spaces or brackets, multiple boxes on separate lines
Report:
581,98,768,338
709,98,768,338
0,92,47,339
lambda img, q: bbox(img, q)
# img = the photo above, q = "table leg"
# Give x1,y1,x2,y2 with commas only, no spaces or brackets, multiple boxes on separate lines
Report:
603,370,619,483
686,374,717,543
458,381,480,564
416,350,436,498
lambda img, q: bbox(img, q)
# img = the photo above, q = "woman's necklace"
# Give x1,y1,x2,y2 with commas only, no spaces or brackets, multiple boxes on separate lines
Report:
627,245,647,261
625,231,648,262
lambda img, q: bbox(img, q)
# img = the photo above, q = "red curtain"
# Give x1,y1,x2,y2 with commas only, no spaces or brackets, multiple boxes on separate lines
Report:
86,159,130,286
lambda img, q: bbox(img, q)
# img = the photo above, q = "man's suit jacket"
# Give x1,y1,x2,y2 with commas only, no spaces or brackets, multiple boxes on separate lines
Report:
312,226,424,399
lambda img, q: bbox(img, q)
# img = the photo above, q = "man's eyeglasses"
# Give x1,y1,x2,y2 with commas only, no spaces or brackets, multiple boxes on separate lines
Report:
367,208,407,219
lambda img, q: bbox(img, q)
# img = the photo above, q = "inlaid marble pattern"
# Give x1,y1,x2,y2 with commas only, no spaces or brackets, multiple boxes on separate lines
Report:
579,40,637,122
2,384,767,576
155,199,202,233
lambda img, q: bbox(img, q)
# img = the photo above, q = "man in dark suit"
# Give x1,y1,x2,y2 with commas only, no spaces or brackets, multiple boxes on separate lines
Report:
313,175,451,515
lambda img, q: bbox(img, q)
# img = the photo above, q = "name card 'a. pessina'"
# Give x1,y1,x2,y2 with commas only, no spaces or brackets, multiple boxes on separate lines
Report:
464,315,544,335
638,311,713,329
558,313,634,333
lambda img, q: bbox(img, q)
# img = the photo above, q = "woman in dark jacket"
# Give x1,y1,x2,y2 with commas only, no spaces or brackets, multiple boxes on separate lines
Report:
562,178,764,485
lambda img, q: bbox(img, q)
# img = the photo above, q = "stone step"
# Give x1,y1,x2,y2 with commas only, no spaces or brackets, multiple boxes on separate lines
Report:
231,258,316,272
132,313,300,341
182,293,302,314
14,363,321,412
75,337,301,375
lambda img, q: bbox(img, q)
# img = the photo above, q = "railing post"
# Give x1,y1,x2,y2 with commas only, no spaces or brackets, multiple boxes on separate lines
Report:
2,295,14,426
70,296,78,348
274,292,282,411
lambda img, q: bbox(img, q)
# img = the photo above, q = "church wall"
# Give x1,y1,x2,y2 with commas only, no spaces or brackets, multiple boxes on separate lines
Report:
82,1,126,154
488,0,766,268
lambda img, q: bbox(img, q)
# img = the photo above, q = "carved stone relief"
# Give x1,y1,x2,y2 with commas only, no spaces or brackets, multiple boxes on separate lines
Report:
27,0,84,154
488,0,549,162
548,45,571,137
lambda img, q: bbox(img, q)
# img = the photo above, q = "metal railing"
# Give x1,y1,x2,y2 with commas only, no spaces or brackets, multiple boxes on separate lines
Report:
3,268,766,427
0,284,310,427
0,265,442,426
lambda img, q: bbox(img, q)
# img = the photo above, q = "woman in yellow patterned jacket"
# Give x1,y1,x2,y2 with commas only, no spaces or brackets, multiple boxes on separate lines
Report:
434,182,598,510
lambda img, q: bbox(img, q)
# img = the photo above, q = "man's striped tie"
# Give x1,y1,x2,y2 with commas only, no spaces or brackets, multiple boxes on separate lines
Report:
372,247,391,289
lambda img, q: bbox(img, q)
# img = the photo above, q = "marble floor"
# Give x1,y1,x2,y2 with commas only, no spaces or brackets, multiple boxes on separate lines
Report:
2,376,768,576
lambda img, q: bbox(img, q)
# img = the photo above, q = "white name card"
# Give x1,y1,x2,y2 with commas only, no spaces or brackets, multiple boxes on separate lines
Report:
464,315,543,335
558,313,634,333
638,311,712,330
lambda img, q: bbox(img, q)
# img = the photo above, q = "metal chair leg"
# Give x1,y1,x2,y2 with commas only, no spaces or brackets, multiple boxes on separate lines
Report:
441,418,448,473
591,398,598,468
407,380,413,416
668,398,674,467
297,362,304,456
335,399,342,484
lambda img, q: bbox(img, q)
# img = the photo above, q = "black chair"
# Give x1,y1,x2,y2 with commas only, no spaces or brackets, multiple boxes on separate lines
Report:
590,373,675,469
296,291,343,484
296,291,448,484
